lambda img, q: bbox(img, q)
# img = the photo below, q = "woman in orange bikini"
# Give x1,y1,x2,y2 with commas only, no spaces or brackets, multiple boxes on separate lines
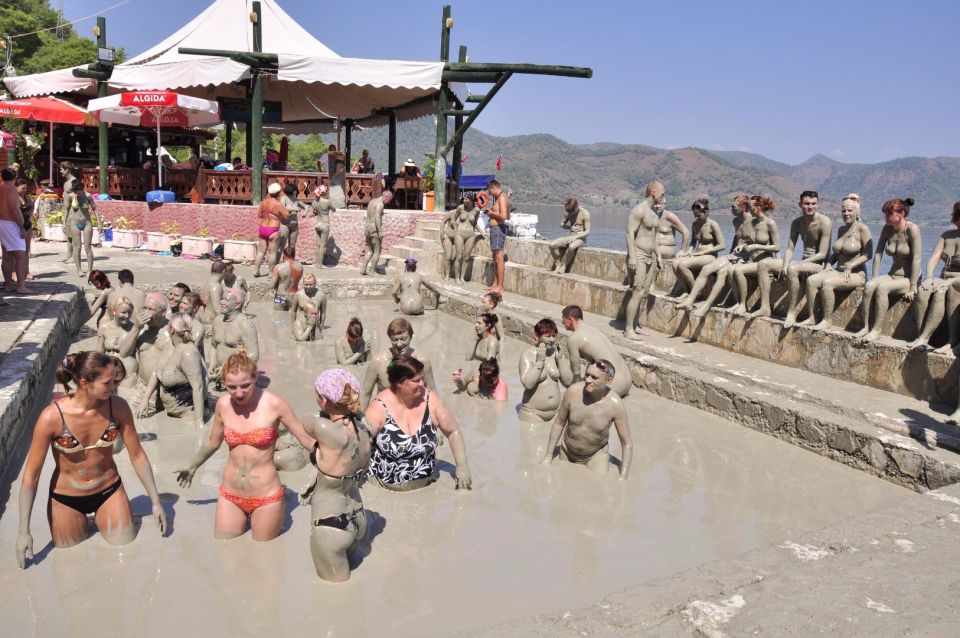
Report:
174,349,315,541
16,351,167,569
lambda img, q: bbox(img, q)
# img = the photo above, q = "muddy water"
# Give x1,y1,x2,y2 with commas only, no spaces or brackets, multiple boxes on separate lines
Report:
0,300,909,637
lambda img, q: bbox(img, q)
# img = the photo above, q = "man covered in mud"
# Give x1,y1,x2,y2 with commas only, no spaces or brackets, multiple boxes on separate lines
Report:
624,180,665,339
561,304,631,397
541,359,632,479
361,317,436,406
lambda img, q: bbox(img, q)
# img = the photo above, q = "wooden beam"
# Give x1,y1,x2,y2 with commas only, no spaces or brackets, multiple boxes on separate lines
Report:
444,62,592,78
441,71,502,83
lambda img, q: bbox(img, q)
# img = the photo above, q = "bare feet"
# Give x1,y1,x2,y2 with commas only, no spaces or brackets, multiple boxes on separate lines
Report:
797,316,816,328
730,303,747,317
488,286,503,293
814,320,833,331
932,343,957,356
691,303,710,318
907,338,930,350
852,327,869,339
254,271,266,278
862,329,881,343
674,292,690,303
750,306,771,319
783,312,798,328
623,328,642,340
14,286,32,294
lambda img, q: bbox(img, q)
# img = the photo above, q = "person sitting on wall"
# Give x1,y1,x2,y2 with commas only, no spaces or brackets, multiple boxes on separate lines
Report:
232,157,247,170
351,149,376,174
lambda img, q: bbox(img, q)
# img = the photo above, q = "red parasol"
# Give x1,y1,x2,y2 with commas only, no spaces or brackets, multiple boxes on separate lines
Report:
0,96,97,181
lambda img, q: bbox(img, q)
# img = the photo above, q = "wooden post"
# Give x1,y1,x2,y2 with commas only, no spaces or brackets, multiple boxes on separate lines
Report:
434,5,452,212
451,45,467,205
225,122,232,161
96,17,108,196
344,119,352,170
388,111,397,176
249,2,264,201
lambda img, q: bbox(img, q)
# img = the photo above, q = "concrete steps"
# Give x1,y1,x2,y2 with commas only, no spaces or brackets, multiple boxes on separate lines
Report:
424,277,960,491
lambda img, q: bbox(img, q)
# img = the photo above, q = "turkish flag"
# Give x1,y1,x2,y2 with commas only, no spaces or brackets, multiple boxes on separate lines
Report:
496,154,502,171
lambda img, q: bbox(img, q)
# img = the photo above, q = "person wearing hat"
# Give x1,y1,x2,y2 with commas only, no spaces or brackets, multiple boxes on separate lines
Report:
399,158,422,179
253,182,290,278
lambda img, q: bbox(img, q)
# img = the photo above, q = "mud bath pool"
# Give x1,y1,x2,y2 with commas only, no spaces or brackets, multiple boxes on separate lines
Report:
0,299,910,637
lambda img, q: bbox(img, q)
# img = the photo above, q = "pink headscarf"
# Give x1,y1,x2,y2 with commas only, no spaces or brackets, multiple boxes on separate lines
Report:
314,368,360,404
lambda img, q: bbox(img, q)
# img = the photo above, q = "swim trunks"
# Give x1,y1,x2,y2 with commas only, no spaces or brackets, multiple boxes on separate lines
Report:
488,223,506,251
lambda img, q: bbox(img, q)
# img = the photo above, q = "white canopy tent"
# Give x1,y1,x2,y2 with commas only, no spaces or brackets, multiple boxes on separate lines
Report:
1,0,446,128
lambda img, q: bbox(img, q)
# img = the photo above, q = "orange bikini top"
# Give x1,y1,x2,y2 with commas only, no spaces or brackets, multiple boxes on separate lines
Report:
224,426,278,450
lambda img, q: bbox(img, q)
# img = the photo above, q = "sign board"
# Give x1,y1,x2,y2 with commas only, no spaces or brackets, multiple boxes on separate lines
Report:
217,98,282,124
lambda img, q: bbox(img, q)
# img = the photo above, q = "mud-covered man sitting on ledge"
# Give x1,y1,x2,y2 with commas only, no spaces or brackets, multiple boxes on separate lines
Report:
549,197,592,274
541,359,632,480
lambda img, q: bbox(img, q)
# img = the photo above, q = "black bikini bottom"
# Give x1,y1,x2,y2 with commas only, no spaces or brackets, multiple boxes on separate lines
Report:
313,507,363,531
50,479,122,515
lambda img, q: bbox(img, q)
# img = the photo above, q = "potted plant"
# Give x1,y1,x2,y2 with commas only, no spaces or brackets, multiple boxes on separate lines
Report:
422,154,436,211
181,227,218,257
223,232,258,262
111,216,145,249
42,209,67,242
148,220,182,252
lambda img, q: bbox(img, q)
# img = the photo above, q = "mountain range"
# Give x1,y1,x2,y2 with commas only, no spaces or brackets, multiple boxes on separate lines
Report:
341,117,960,222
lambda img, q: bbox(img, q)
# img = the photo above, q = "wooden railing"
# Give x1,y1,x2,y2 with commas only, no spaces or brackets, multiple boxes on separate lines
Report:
81,168,154,199
199,169,253,203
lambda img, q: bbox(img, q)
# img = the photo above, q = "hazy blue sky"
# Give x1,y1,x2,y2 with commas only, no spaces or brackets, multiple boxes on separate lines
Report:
60,0,959,164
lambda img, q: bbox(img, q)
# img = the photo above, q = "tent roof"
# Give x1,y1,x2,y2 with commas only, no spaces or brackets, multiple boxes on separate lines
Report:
2,0,444,128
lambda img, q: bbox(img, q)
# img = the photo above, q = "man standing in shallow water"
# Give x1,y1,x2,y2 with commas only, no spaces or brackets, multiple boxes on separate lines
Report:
541,359,632,479
624,180,665,339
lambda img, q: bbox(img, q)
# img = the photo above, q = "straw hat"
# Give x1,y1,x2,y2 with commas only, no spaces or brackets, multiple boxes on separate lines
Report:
403,158,416,168
268,182,282,195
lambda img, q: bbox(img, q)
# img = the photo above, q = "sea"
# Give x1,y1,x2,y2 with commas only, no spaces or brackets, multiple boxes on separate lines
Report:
517,202,953,279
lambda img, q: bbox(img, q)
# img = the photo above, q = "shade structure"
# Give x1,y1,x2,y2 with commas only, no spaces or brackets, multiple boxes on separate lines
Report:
0,131,15,151
0,96,97,181
0,0,446,129
87,90,220,187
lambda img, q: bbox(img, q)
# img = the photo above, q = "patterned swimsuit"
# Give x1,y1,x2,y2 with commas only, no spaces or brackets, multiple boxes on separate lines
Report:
369,392,438,487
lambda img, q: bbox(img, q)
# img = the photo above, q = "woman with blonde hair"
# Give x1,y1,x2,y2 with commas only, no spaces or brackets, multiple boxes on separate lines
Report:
299,368,374,581
95,296,139,384
799,194,874,330
16,352,166,568
174,349,315,541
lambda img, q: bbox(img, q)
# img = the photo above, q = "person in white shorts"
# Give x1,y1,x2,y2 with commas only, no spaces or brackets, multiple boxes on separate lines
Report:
0,167,30,299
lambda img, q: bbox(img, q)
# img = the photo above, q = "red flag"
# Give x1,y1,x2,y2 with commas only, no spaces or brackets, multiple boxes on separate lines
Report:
496,154,502,171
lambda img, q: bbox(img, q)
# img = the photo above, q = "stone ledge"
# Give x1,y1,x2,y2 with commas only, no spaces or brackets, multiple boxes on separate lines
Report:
0,285,86,494
426,279,960,492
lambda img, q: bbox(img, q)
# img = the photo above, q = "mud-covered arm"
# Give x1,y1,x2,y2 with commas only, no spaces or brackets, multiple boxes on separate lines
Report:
870,225,891,280
422,358,437,391
755,220,780,256
669,213,690,254
288,292,300,326
845,225,873,271
781,220,799,269
175,399,225,486
118,314,146,358
392,277,401,302
117,399,166,534
612,398,632,480
136,371,160,418
373,202,383,236
240,317,260,363
95,327,107,353
431,393,472,489
181,349,206,429
16,408,56,568
276,395,316,451
291,315,315,341
926,235,946,280
565,335,583,380
574,211,592,241
625,212,640,267
908,224,923,295
519,347,544,391
360,359,380,407
541,389,571,463
89,288,111,317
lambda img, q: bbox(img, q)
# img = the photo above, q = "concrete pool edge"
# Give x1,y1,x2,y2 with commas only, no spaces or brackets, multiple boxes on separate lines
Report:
0,284,86,506
428,280,960,492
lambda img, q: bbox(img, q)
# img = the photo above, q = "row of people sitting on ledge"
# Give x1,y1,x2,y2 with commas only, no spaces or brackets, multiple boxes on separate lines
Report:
613,182,959,350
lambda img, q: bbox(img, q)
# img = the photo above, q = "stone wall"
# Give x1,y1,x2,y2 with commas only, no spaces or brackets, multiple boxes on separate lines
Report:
0,285,85,485
459,235,949,404
97,201,442,268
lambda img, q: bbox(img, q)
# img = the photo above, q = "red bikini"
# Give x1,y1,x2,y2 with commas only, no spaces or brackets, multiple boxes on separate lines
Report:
220,426,285,514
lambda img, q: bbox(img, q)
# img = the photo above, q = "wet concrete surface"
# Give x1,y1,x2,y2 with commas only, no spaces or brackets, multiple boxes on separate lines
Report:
0,288,910,637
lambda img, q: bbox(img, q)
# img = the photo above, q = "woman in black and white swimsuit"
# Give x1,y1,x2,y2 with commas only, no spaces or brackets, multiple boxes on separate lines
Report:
365,355,472,491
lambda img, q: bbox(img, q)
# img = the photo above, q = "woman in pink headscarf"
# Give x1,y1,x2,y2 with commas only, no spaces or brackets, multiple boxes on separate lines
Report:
298,368,373,581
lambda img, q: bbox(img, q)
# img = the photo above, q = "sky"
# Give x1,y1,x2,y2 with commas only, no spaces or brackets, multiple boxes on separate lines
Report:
58,0,960,165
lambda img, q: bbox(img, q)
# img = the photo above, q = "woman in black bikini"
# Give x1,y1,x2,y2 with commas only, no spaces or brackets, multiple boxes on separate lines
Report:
16,351,167,569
